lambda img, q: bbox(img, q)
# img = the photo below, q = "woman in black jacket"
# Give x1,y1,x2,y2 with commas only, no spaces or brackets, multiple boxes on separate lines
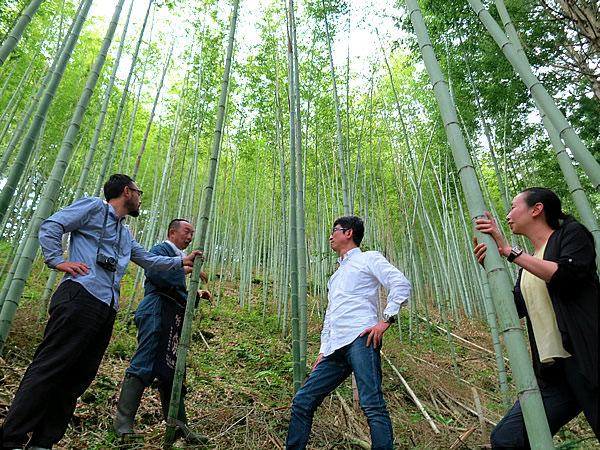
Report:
473,187,598,448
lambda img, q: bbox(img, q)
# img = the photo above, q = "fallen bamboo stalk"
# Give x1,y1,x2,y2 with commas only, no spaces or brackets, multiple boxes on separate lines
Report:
198,329,210,349
449,427,477,450
335,391,371,443
418,315,509,363
435,390,469,427
437,388,498,426
382,351,440,434
472,387,489,442
342,431,371,449
405,352,478,388
267,433,283,449
405,352,504,405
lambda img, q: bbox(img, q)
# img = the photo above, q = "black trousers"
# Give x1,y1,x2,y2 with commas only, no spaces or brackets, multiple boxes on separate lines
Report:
1,281,116,448
490,356,599,448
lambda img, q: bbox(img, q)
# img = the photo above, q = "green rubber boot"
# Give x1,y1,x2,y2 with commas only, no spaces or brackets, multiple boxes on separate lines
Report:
113,374,146,439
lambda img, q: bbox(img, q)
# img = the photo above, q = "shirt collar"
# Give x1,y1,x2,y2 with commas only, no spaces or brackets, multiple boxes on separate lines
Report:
164,239,186,258
104,200,126,222
338,246,361,264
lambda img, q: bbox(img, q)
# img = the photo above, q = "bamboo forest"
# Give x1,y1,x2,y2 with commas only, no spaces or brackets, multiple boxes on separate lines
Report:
0,0,598,448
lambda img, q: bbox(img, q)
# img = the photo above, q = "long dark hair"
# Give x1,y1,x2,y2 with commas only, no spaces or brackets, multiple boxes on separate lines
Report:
521,187,569,230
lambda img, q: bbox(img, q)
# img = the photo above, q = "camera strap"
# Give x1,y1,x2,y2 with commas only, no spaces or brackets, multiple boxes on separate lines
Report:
97,202,122,258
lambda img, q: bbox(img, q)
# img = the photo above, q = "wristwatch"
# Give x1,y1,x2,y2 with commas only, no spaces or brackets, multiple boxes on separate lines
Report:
507,246,524,262
382,313,396,324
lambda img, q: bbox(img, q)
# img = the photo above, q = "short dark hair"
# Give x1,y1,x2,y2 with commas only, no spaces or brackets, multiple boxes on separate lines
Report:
333,215,364,246
103,174,134,201
168,218,191,233
521,187,568,230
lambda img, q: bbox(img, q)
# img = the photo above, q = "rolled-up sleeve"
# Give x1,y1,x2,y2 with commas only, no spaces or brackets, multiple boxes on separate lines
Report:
370,252,411,316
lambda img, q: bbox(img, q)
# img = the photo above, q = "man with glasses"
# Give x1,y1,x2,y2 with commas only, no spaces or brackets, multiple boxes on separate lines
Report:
1,174,201,450
113,218,210,444
286,216,411,450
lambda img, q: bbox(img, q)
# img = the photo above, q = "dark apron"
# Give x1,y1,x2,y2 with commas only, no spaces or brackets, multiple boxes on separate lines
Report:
152,291,186,384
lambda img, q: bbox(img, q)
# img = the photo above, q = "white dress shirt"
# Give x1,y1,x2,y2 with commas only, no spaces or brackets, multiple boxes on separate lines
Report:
319,247,411,356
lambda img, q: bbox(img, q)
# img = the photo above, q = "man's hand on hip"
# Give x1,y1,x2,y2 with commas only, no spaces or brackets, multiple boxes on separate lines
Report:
360,320,391,349
55,262,90,277
312,353,324,372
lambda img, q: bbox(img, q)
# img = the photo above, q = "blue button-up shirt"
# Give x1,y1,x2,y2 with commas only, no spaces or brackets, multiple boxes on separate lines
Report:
38,196,183,310
320,248,411,356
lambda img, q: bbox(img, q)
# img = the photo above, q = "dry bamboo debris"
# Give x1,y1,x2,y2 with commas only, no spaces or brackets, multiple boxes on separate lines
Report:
449,426,477,450
418,315,509,363
404,351,502,403
381,351,441,434
436,387,498,426
341,431,371,449
335,390,371,443
472,387,489,441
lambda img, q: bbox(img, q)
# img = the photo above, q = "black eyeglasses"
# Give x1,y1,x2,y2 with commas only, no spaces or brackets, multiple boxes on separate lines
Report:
331,227,349,234
129,187,143,196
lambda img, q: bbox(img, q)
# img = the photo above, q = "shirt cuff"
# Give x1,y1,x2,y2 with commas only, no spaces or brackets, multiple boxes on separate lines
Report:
45,257,66,269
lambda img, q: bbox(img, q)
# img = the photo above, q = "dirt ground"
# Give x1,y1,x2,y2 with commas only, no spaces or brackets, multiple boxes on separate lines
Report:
0,283,597,449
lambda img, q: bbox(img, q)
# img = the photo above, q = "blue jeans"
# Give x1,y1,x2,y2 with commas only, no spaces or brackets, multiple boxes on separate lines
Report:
286,335,394,449
126,310,162,386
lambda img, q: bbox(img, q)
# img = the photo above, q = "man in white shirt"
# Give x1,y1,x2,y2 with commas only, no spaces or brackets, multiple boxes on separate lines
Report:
286,216,411,450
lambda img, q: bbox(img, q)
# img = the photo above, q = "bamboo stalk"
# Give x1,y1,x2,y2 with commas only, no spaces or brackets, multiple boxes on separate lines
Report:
382,351,440,434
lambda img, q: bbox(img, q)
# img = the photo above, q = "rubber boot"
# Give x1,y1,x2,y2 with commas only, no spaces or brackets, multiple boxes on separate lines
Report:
113,374,146,439
158,384,209,445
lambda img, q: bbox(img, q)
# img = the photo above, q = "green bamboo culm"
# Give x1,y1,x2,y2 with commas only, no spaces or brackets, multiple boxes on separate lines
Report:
0,0,44,67
75,0,136,199
466,0,600,192
289,0,308,383
164,0,239,444
0,0,124,353
286,0,302,393
492,0,600,267
0,0,88,225
0,0,83,179
405,0,554,447
322,0,349,216
94,0,155,197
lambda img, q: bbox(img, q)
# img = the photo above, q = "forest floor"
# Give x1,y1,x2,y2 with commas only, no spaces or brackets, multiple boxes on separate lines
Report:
0,272,598,449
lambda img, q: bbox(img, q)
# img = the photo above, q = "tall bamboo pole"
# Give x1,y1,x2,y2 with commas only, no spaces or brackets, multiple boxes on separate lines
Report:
164,0,239,444
322,0,349,215
0,0,89,225
0,0,44,67
289,0,308,382
406,1,554,447
286,1,301,393
94,0,154,196
132,38,174,179
75,0,135,198
467,0,600,192
0,0,124,352
493,0,600,266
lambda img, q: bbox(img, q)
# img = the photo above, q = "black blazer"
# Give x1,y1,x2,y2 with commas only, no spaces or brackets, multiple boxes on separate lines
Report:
513,218,599,389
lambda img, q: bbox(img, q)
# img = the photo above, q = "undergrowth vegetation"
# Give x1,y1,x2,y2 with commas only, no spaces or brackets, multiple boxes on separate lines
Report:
0,257,598,449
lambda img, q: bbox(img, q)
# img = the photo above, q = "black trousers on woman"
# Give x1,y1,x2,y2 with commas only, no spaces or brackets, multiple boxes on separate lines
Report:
490,356,599,449
1,281,116,448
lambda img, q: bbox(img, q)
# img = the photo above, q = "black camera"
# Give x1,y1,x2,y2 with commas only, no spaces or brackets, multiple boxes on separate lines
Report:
97,253,117,272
